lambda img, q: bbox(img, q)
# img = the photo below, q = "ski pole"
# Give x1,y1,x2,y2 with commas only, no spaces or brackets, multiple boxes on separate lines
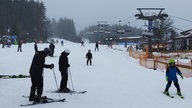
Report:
68,68,74,91
52,68,61,99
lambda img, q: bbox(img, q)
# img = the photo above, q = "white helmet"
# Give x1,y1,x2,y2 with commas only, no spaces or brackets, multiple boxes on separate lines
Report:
64,49,70,54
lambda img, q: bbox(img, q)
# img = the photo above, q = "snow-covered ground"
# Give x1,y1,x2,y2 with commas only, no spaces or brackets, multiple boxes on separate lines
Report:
0,40,192,108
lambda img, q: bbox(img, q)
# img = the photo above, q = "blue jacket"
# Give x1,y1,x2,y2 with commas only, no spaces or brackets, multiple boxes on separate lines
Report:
166,66,182,82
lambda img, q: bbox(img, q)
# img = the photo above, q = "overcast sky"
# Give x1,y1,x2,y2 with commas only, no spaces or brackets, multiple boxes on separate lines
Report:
42,0,192,32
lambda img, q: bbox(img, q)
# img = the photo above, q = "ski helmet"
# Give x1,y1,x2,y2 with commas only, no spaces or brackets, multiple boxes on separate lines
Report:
44,48,51,55
64,49,70,54
168,59,175,64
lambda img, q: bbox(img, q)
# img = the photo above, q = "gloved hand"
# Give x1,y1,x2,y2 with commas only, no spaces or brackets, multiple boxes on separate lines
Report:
180,74,184,79
166,76,168,81
68,64,70,67
50,64,54,69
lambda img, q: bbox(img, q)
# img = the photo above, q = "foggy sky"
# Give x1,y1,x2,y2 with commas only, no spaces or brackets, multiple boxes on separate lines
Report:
42,0,192,32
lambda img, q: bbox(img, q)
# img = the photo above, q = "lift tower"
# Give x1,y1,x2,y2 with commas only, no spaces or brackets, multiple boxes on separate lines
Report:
135,8,168,58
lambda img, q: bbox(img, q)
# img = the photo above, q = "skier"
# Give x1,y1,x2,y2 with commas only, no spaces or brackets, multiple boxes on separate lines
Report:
17,40,22,52
86,49,93,65
163,59,183,96
34,42,38,54
95,41,99,51
61,40,64,46
81,41,84,47
29,48,54,102
49,42,55,57
135,45,139,51
59,49,71,92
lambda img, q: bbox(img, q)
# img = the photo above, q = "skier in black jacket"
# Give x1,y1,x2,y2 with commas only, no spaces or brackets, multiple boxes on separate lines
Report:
49,42,55,57
59,49,71,92
86,50,93,65
29,48,54,102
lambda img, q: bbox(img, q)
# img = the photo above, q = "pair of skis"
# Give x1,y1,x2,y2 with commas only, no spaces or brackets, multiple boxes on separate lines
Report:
21,96,65,106
21,90,87,106
162,91,184,99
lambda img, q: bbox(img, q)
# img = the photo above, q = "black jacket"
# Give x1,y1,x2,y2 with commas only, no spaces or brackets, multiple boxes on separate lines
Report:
49,43,55,50
86,52,92,59
59,52,70,71
29,51,51,76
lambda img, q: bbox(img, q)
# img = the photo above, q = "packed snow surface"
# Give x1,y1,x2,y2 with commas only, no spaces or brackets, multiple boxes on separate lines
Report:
0,40,192,108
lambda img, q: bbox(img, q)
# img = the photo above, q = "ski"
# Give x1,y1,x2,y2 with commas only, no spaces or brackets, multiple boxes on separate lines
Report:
20,98,65,106
162,91,174,98
22,95,58,100
177,93,184,99
47,90,87,94
0,74,30,79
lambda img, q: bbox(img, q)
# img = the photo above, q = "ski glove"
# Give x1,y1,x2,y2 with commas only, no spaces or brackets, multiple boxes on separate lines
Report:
50,64,54,69
180,74,184,79
166,76,168,81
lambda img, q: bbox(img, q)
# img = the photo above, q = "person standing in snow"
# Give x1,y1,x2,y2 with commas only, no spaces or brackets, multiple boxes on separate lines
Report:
95,41,99,51
81,41,84,47
86,49,93,66
163,59,183,95
29,48,54,102
61,40,64,46
49,42,55,57
59,49,71,92
17,40,22,52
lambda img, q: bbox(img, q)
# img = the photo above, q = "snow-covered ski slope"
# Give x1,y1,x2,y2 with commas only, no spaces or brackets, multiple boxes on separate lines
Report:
0,40,192,108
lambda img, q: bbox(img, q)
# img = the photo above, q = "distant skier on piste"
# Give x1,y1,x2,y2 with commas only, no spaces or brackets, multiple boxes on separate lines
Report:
95,41,99,51
163,59,183,96
29,48,54,103
86,49,92,66
49,42,55,57
59,49,71,92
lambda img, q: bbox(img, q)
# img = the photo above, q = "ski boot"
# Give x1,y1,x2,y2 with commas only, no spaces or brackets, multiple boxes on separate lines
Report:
64,88,71,93
163,91,170,95
33,95,48,103
59,88,71,93
177,92,181,95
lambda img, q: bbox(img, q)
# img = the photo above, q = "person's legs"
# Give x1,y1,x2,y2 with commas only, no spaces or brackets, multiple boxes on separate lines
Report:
174,81,181,93
29,76,37,101
164,81,172,94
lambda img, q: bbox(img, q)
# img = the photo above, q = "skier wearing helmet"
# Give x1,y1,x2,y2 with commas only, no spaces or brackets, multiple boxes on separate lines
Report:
163,59,184,96
59,49,71,92
29,48,54,102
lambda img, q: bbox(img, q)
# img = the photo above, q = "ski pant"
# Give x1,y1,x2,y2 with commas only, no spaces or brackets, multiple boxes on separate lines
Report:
30,74,43,96
60,70,68,90
50,49,54,56
165,81,180,92
95,47,99,51
17,46,22,52
87,58,92,65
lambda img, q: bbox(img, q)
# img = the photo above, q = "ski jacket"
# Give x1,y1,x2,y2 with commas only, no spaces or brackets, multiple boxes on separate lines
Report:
86,52,92,59
49,43,55,50
29,51,51,76
59,52,70,71
166,66,182,82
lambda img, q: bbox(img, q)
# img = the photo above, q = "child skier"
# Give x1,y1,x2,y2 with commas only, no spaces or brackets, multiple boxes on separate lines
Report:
163,59,183,96
59,49,71,92
86,50,92,65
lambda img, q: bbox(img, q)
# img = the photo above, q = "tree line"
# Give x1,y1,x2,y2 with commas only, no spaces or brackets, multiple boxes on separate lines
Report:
0,0,80,42
47,18,81,42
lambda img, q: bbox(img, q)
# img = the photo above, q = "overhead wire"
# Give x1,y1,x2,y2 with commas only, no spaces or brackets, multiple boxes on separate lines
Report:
169,15,192,23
